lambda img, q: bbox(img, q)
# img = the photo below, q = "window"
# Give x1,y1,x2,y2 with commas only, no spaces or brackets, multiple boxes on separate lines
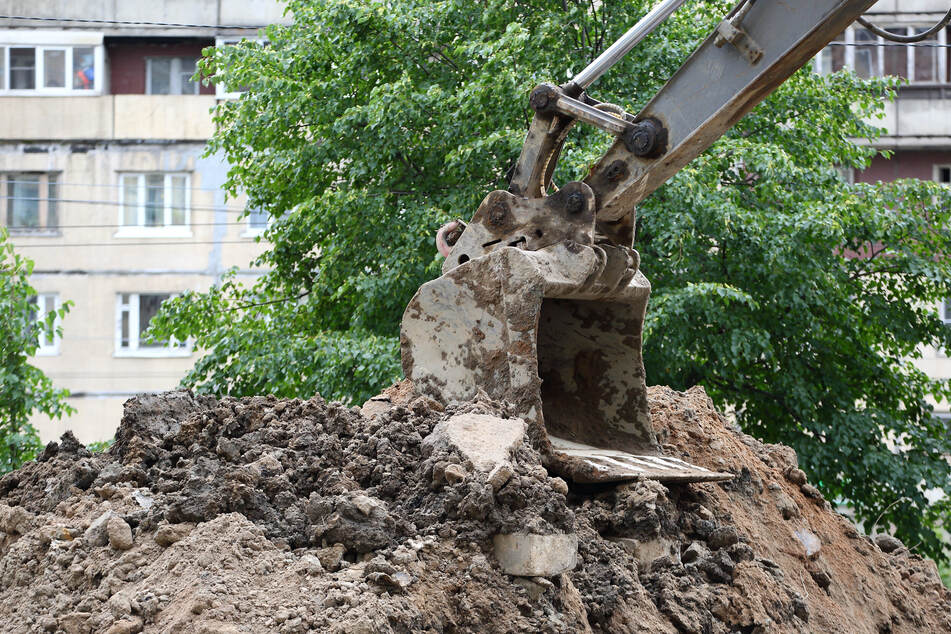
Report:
937,165,951,185
815,25,948,84
117,173,190,236
115,293,189,357
942,298,951,328
0,34,102,94
245,207,270,235
146,57,200,95
2,173,58,233
214,37,266,99
31,293,61,356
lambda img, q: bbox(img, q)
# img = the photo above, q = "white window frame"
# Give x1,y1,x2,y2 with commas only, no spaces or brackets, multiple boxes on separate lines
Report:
935,164,951,185
33,292,61,356
242,207,271,237
814,23,948,84
145,57,200,95
0,31,104,95
2,172,60,234
115,173,192,238
114,293,191,358
214,36,265,99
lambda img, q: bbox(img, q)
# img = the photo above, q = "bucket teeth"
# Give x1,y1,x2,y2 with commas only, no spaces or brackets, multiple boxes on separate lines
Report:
547,436,733,484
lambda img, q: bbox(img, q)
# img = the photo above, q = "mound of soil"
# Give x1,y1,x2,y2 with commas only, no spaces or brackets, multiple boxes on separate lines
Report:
0,385,947,633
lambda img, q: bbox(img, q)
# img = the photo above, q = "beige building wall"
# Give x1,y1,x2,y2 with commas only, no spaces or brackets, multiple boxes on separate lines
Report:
0,1,288,444
5,139,268,443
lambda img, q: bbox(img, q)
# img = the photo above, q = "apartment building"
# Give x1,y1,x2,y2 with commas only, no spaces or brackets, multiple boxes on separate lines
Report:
0,2,289,443
815,0,951,420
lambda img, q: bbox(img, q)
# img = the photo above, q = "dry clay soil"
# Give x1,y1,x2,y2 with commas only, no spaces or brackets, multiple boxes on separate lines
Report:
0,384,948,633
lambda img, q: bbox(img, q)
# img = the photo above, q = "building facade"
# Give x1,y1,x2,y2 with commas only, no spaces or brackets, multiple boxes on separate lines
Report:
1,2,289,443
817,0,951,421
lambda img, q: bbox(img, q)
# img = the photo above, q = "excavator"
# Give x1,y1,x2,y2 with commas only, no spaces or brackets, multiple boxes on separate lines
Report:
399,0,944,485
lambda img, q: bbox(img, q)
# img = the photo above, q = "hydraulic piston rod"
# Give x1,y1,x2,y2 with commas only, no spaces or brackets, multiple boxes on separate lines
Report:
569,0,691,90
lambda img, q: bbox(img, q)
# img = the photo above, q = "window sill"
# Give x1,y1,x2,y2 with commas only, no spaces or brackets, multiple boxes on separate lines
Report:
114,227,193,239
115,348,192,359
35,349,60,357
0,90,102,97
241,228,268,238
8,229,61,238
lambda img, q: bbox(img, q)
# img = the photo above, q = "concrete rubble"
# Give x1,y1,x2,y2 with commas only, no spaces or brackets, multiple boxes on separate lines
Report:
0,384,946,633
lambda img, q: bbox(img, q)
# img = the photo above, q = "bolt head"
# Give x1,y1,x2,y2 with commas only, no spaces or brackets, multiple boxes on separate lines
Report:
565,191,585,214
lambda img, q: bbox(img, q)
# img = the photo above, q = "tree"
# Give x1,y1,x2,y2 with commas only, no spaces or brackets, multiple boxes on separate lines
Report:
149,0,951,560
0,229,73,471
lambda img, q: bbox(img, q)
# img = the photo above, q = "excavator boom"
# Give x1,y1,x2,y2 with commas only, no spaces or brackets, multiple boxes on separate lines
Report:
401,0,879,484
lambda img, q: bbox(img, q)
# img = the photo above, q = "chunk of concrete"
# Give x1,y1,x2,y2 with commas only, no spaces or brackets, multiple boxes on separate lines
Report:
84,510,116,547
423,413,525,472
493,533,578,577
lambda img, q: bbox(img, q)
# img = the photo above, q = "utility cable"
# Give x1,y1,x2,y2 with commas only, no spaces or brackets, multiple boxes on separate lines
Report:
856,8,951,43
0,15,270,30
13,240,261,248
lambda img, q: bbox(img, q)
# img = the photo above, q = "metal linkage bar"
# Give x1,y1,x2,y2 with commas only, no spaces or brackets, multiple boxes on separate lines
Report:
570,0,691,90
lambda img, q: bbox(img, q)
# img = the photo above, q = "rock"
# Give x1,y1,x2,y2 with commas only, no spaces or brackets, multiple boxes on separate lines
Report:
352,494,384,518
785,467,807,485
874,533,904,554
493,533,578,577
513,576,553,601
0,504,34,535
609,536,674,566
316,543,347,571
800,484,823,501
548,477,569,496
442,463,467,485
487,463,514,492
681,541,708,564
39,616,57,632
423,413,526,472
706,526,739,550
808,565,832,589
107,516,133,550
58,612,92,634
793,528,822,558
296,554,324,575
84,510,116,547
773,489,800,519
131,489,153,509
107,592,133,619
154,522,194,547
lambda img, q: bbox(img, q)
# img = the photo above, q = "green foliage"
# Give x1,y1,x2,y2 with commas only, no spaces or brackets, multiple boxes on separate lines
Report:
150,0,951,559
0,229,73,472
86,438,114,454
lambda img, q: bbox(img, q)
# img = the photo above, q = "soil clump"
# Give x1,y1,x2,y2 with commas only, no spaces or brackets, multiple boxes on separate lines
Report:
0,385,947,633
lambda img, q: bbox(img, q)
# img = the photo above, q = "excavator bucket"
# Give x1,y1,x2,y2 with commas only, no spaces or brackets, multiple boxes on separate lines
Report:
400,184,730,484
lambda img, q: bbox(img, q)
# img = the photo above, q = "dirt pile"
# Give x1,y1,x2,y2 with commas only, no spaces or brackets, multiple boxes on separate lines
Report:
0,385,947,633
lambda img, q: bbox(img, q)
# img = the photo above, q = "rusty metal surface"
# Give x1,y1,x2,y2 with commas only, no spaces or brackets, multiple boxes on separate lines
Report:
443,182,595,275
587,0,878,222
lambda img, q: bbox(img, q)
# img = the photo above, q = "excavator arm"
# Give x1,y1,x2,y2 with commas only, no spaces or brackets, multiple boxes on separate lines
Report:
401,0,880,484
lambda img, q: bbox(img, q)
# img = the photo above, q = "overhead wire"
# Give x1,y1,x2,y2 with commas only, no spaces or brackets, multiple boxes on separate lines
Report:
0,194,261,215
0,15,270,30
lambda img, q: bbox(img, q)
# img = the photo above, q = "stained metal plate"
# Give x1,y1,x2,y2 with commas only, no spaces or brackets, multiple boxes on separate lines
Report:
548,436,732,484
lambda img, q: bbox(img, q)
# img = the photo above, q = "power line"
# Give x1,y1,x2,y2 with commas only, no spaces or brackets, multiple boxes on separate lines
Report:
827,41,951,48
4,179,256,194
0,194,262,215
6,220,255,229
14,240,263,247
0,15,271,30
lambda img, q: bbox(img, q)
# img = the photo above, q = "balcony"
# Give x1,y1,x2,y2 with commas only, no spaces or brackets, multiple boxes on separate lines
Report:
873,86,951,148
0,95,216,141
